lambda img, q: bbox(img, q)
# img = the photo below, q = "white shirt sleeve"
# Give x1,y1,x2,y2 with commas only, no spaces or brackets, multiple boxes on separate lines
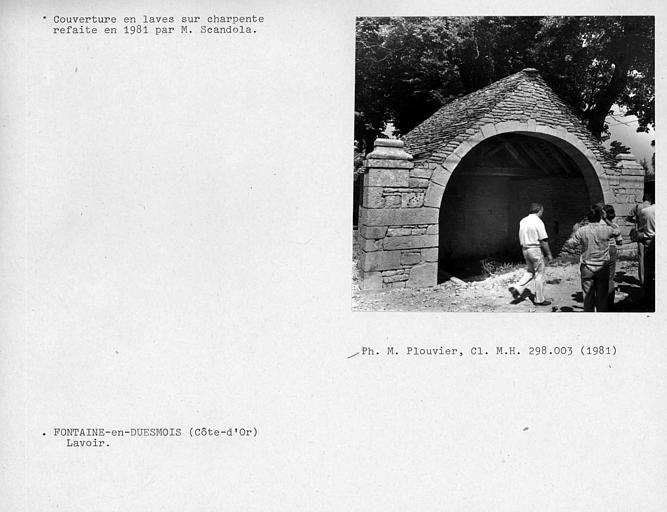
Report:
537,219,548,241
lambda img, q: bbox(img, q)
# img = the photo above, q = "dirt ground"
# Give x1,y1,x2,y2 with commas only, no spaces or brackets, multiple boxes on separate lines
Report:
352,256,646,313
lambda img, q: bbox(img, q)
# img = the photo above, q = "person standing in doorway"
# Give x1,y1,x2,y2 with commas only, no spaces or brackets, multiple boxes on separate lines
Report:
508,203,553,306
567,204,621,312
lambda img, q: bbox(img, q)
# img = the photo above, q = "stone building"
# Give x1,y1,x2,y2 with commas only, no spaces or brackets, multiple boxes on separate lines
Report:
357,68,645,290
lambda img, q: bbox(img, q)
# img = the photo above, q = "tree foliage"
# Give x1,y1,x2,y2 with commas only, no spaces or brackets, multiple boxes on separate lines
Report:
355,16,654,153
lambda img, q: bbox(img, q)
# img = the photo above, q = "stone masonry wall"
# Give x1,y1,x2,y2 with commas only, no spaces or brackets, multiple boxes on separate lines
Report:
439,173,591,260
357,139,438,290
609,153,645,253
357,142,646,291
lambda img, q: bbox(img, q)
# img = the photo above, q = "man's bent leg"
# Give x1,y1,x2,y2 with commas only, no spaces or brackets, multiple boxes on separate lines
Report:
511,249,536,297
514,270,535,294
524,249,545,303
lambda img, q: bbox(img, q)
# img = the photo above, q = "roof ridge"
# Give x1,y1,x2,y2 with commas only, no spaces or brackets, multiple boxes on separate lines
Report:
402,69,565,159
404,69,538,140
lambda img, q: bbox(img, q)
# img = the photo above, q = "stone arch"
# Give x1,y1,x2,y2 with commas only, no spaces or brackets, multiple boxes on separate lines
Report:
355,125,642,291
424,121,613,214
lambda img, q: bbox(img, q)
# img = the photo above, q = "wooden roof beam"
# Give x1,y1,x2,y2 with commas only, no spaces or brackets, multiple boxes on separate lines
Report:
511,141,552,176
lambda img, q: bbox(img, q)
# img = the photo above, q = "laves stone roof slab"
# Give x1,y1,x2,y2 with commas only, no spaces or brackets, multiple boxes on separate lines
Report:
402,68,615,169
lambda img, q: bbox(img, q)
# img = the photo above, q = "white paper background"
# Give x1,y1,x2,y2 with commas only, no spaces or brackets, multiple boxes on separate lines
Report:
1,1,665,510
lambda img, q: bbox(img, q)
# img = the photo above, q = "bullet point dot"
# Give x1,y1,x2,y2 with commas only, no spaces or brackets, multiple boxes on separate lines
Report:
43,16,46,19
42,433,46,436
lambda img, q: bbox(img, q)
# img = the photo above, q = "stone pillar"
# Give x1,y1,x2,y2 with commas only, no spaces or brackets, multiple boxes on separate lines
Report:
357,139,439,290
611,153,646,255
614,153,646,207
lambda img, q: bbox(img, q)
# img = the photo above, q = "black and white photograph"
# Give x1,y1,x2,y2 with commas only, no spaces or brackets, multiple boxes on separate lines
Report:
2,3,665,511
353,16,655,312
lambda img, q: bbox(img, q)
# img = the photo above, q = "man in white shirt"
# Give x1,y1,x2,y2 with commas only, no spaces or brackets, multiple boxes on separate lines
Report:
508,203,553,306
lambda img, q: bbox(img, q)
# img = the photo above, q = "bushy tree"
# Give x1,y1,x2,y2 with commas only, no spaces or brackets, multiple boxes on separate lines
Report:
355,17,462,152
532,16,654,140
355,16,655,153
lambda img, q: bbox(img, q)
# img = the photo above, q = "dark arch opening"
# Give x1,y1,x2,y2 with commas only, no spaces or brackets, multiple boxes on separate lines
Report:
437,133,596,282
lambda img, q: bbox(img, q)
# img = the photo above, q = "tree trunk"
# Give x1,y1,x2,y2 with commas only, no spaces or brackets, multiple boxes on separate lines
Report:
586,61,629,140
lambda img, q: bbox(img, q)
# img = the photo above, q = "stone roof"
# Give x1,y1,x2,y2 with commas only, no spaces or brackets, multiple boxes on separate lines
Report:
402,68,616,170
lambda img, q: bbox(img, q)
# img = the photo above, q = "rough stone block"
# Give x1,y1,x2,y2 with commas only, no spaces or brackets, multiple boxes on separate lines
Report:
359,207,439,226
383,273,409,283
424,182,445,208
385,281,407,289
383,234,438,250
384,194,402,207
410,167,433,179
362,187,385,208
360,250,402,272
422,248,438,262
360,271,383,290
564,131,583,148
360,237,380,252
364,168,409,187
443,153,462,173
382,270,403,277
409,177,430,188
431,167,452,187
426,225,439,235
453,141,474,159
358,225,387,239
613,203,636,216
479,124,497,139
496,121,524,134
400,251,422,266
618,175,644,188
407,262,438,288
387,227,413,237
534,124,561,138
402,192,424,208
619,167,644,176
466,131,485,145
366,139,413,161
366,158,414,169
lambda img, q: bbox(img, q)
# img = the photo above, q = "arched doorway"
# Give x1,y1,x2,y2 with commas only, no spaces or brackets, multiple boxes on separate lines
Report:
437,132,601,281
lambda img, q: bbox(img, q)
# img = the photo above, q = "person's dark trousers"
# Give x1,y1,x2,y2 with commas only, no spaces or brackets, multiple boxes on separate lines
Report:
581,264,611,312
638,242,645,285
644,242,655,311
